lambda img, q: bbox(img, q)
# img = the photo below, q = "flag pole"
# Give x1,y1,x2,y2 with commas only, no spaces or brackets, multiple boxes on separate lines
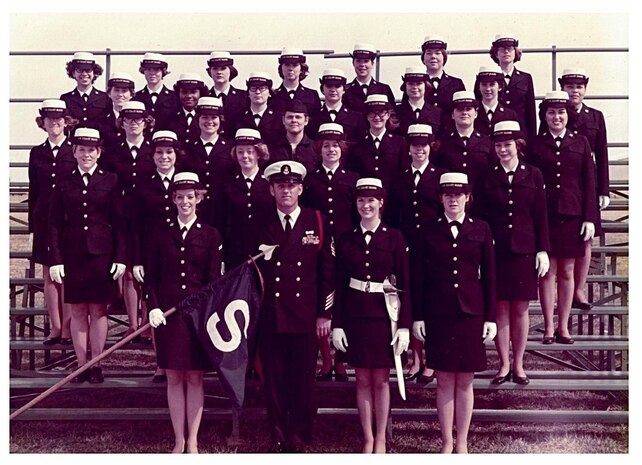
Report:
9,307,177,421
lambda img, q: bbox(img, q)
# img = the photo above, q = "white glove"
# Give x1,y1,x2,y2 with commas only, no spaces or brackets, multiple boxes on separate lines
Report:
580,221,595,241
49,264,65,284
599,195,610,210
110,262,126,280
412,321,426,342
132,265,145,283
535,251,550,277
391,328,410,356
148,308,166,328
482,321,497,344
332,328,348,352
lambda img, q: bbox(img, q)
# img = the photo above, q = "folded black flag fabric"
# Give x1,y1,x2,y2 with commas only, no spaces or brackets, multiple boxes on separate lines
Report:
178,262,262,408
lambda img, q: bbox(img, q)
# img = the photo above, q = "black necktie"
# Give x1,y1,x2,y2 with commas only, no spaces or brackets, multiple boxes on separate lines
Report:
150,92,158,104
52,145,59,157
414,108,421,120
284,214,292,235
288,90,296,99
361,84,368,95
449,221,460,238
414,170,421,185
245,177,253,189
555,136,562,146
82,172,90,186
487,109,493,120
328,109,337,121
181,226,188,240
373,137,380,149
504,74,511,83
327,170,333,180
218,93,226,104
430,77,439,89
82,93,88,103
186,112,194,126
506,170,515,183
363,230,373,245
461,136,469,146
131,146,138,158
163,177,170,190
253,114,261,126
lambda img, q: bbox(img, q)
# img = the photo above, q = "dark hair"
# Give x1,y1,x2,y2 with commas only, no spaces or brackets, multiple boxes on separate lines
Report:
489,45,523,64
152,142,187,166
492,137,528,159
278,62,310,81
207,64,239,81
65,61,104,82
117,114,156,135
35,115,79,134
106,83,135,95
421,48,449,66
313,138,348,156
139,65,170,77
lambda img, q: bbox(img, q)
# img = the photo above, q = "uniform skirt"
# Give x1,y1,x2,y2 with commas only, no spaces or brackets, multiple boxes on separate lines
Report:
344,317,394,369
425,313,487,373
64,252,118,304
154,311,212,371
548,213,585,258
495,249,538,301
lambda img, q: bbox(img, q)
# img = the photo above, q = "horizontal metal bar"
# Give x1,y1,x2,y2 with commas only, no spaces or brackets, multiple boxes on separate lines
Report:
10,49,335,57
325,47,629,59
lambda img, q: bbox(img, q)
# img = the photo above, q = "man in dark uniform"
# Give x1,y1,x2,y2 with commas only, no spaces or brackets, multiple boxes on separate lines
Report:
60,52,111,130
307,68,366,144
206,51,248,140
166,73,209,147
343,43,396,115
256,160,335,452
235,72,285,148
269,99,320,174
420,36,466,119
473,66,519,137
134,53,178,131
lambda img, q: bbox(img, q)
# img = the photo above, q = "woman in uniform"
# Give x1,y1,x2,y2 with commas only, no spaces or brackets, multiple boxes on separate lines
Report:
29,99,77,345
487,34,537,141
558,68,610,310
48,127,126,384
473,66,519,137
332,177,411,454
393,67,441,138
478,121,549,385
134,52,177,131
100,72,135,151
411,172,496,453
183,96,234,226
60,52,110,130
529,92,597,344
145,172,224,454
206,51,248,140
104,101,156,339
303,123,358,382
388,124,445,385
167,73,210,146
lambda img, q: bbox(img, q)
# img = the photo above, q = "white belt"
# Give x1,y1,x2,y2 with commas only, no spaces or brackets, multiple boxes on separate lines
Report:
349,278,385,293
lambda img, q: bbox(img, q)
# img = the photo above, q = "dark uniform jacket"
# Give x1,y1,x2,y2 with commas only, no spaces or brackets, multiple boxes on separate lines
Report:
269,84,321,126
569,104,610,197
166,108,200,146
528,131,598,223
143,220,223,310
412,216,496,321
343,78,396,115
301,165,359,240
424,73,466,117
347,130,407,191
393,100,442,138
307,104,367,144
134,85,178,131
388,163,445,247
98,107,126,152
215,173,274,269
235,107,285,148
256,208,335,334
48,167,126,265
268,134,321,175
60,87,111,130
478,162,550,254
473,103,520,137
28,138,76,264
210,85,248,140
496,68,536,140
333,224,412,328
100,138,156,196
183,137,235,226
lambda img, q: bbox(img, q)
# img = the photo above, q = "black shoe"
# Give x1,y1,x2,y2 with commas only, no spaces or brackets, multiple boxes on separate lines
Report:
43,335,62,346
404,363,423,381
542,335,555,345
89,366,104,383
152,374,167,383
59,337,73,345
417,370,436,385
316,369,334,381
70,371,89,384
491,370,511,385
554,331,575,345
334,372,349,382
572,299,592,311
512,372,530,385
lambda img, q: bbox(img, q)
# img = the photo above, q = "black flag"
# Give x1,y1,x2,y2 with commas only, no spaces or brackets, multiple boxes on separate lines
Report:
178,262,262,408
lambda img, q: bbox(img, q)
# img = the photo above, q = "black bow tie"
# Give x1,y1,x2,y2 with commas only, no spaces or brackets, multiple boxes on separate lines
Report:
448,220,460,228
328,109,337,115
363,230,373,238
150,92,158,97
204,142,214,147
504,74,511,80
506,170,515,176
555,136,563,143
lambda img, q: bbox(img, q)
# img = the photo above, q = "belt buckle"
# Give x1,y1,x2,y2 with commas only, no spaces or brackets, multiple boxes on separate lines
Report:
365,281,370,293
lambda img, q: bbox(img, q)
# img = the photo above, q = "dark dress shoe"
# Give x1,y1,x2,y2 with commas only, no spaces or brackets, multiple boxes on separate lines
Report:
417,371,436,385
542,335,555,345
491,370,511,385
405,363,423,381
554,331,575,345
89,366,104,383
571,299,592,310
152,374,167,383
315,369,333,381
59,337,73,345
70,371,89,383
43,335,62,346
512,373,530,385
334,372,349,382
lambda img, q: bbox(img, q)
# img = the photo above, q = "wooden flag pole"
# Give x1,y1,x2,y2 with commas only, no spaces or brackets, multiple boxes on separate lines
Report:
9,307,176,421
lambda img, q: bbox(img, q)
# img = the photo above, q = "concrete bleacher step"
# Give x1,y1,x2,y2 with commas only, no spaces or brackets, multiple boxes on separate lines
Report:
10,407,628,424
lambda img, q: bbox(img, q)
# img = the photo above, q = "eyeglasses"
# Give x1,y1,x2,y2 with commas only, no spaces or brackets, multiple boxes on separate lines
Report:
367,111,389,119
499,46,515,53
123,118,145,125
249,86,269,93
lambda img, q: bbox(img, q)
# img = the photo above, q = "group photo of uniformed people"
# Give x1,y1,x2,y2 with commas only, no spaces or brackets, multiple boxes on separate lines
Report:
26,29,613,454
